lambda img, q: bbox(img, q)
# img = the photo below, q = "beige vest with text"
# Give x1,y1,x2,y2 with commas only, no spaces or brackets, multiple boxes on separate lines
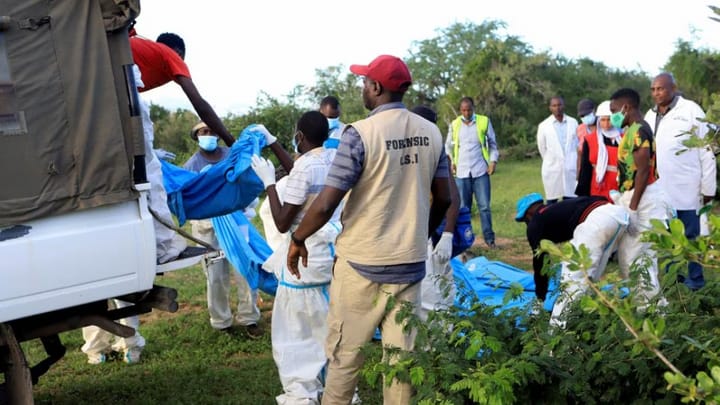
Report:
336,108,444,265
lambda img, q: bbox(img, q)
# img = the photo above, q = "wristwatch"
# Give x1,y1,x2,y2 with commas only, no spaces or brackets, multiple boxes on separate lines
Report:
290,232,305,245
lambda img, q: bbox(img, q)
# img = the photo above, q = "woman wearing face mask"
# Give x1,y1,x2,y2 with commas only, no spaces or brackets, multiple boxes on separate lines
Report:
575,100,623,199
575,99,597,179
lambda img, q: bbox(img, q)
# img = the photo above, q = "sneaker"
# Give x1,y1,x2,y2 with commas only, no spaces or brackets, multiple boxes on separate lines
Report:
486,241,497,249
123,348,142,364
244,323,264,340
87,353,106,365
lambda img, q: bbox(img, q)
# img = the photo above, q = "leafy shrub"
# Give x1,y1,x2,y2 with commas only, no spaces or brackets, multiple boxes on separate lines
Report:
361,215,720,404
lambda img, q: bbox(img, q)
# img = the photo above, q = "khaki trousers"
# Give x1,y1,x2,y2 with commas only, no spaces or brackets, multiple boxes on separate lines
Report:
322,258,419,405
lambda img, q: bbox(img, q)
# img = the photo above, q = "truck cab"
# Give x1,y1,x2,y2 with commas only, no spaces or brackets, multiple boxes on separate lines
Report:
0,1,201,402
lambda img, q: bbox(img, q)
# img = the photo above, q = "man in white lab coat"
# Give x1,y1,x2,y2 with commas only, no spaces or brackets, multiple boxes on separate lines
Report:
537,96,579,203
644,72,716,290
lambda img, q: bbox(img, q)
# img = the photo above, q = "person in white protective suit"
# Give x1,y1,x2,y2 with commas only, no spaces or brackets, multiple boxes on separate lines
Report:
133,65,188,264
81,65,159,365
81,299,145,364
515,193,629,329
183,122,263,337
252,111,343,405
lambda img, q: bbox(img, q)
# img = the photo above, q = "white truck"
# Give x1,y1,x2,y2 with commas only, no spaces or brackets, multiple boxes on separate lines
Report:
0,1,206,403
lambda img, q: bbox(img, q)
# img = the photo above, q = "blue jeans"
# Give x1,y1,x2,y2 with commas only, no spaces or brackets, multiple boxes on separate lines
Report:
677,209,703,290
456,175,494,244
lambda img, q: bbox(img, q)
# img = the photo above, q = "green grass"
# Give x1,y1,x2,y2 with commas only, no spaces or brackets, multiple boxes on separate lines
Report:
12,158,544,404
465,156,543,269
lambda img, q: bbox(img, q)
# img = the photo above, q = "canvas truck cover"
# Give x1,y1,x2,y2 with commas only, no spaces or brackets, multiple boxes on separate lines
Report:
0,0,143,226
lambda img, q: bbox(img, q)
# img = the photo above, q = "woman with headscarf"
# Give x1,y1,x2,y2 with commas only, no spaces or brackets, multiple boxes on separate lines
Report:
575,100,623,199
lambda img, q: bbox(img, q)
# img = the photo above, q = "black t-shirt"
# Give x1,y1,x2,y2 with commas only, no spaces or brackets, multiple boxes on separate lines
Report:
526,196,609,274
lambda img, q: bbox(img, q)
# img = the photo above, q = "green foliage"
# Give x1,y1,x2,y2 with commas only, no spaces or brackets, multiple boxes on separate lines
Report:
663,39,720,109
150,104,200,163
150,19,657,163
305,64,367,124
362,201,720,403
402,21,653,157
225,90,306,155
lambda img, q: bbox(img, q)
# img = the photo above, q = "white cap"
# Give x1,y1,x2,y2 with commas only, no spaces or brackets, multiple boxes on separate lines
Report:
596,100,612,117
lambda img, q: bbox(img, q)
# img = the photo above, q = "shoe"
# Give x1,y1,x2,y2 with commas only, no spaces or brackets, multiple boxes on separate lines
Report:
123,348,142,364
244,323,264,339
486,242,497,249
87,353,106,365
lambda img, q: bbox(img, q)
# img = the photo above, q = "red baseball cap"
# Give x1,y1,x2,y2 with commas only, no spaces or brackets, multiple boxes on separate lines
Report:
350,55,412,92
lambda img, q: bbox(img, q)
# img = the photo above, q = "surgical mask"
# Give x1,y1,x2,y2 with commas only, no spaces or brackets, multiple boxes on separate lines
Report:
581,112,596,126
327,117,340,131
610,110,625,129
461,114,474,122
198,135,218,152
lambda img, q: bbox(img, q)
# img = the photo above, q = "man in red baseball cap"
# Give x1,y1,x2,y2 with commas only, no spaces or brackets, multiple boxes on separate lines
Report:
349,54,412,93
287,54,451,404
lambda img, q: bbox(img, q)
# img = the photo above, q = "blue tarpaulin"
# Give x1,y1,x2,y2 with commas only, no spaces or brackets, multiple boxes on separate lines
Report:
161,125,278,295
212,211,277,296
452,256,560,313
160,125,267,226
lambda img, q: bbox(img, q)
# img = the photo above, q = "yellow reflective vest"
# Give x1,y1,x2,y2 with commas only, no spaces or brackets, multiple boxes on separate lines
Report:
451,114,489,164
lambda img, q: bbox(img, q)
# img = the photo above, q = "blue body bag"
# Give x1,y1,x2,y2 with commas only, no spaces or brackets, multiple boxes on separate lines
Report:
431,206,475,258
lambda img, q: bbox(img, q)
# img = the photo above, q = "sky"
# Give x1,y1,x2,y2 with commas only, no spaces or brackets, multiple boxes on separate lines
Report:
136,1,720,116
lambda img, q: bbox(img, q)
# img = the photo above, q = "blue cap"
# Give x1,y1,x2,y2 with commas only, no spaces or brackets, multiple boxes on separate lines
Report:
515,193,544,222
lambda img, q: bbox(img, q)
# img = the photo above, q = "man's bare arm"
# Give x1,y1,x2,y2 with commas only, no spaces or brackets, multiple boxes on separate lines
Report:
177,76,235,146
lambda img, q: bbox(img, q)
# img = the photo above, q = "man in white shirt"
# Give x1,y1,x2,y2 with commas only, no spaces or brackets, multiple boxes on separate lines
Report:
536,96,579,203
252,111,344,404
644,72,717,290
445,97,499,248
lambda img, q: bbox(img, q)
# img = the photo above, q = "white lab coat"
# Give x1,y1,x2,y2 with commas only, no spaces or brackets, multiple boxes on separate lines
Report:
537,114,579,200
644,96,717,211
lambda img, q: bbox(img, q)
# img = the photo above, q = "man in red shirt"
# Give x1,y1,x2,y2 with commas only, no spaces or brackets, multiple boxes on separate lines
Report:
130,32,234,146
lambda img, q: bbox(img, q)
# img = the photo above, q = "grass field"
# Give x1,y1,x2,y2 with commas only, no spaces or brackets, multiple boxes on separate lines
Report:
16,157,545,404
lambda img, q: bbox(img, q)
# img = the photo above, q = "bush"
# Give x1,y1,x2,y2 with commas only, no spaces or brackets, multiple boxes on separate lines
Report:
361,214,720,404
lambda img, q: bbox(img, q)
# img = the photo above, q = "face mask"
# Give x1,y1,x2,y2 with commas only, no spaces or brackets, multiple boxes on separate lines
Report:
327,118,340,131
581,113,596,126
198,135,218,152
461,114,474,122
610,110,625,129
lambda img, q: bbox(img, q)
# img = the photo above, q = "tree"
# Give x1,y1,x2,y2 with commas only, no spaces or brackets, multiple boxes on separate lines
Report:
150,104,200,162
305,65,367,124
224,89,306,155
405,21,508,106
664,39,720,108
